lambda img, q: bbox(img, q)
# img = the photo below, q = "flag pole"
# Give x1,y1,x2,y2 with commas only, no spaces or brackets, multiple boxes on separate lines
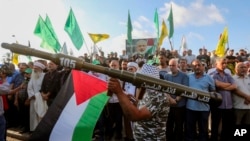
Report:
84,41,91,55
90,44,94,63
130,43,133,56
168,38,174,51
224,30,230,56
224,42,229,56
178,36,182,54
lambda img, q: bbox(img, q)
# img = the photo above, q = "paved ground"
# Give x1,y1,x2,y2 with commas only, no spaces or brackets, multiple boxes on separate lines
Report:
7,136,23,141
6,128,30,141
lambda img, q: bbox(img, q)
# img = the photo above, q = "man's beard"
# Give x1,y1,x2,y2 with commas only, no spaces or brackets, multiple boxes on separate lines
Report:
31,71,42,80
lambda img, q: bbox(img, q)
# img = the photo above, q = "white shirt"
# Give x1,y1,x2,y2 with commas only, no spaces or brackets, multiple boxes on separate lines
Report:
123,82,136,97
232,75,250,109
108,78,123,103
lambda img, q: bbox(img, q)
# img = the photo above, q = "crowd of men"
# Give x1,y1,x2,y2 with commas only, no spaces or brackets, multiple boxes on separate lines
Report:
0,47,250,141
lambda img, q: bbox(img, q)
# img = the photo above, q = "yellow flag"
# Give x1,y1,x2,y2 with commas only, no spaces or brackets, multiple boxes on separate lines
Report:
158,20,168,49
12,53,19,65
88,33,110,44
215,27,228,57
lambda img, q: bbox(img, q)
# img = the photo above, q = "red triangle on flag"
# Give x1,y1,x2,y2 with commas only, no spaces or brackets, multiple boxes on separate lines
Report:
72,70,107,105
147,38,154,46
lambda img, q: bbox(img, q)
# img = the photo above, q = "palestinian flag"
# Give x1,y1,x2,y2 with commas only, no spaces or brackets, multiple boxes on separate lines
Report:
29,70,109,141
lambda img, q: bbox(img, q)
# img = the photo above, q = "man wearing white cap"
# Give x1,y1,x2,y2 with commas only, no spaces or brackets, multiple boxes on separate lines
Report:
27,61,46,132
126,62,138,73
108,64,170,140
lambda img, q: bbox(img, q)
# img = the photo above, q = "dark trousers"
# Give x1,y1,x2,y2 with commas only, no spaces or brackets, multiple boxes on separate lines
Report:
93,110,105,141
5,97,19,128
18,98,30,132
0,115,6,141
210,108,233,141
166,106,186,141
185,109,209,141
105,103,123,138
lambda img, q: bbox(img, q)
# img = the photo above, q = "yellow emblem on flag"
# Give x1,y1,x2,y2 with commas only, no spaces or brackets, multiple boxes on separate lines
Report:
88,33,109,44
215,27,228,57
158,20,168,49
12,53,19,65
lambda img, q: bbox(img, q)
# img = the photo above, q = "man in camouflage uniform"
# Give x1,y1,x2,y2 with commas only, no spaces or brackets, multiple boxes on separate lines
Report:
108,64,170,140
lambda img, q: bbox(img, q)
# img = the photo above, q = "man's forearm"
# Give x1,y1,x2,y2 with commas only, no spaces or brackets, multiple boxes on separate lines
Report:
234,88,249,99
0,89,10,95
116,92,139,120
215,80,231,88
224,84,237,91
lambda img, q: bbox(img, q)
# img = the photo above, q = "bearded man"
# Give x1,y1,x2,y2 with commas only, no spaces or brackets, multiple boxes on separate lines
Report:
27,61,46,132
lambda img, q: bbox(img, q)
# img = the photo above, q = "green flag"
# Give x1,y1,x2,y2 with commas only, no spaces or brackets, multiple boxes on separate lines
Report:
45,15,60,42
45,14,61,52
168,5,174,38
145,46,156,55
154,8,159,40
64,8,84,50
34,15,61,53
127,10,133,46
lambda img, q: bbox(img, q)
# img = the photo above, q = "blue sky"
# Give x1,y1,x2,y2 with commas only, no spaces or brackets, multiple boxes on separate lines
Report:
1,0,250,63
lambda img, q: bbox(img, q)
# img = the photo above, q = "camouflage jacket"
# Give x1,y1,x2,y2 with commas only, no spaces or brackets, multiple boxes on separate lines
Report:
133,89,169,141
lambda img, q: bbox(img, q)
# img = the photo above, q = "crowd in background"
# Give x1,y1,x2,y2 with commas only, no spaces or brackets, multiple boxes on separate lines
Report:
0,47,250,141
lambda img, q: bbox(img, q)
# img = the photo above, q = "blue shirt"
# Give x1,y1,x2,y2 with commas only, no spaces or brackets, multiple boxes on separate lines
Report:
209,70,235,109
186,74,215,111
10,71,24,89
7,70,19,84
161,71,189,107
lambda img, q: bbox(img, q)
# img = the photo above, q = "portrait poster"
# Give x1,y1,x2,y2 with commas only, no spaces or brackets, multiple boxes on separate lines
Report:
125,38,157,58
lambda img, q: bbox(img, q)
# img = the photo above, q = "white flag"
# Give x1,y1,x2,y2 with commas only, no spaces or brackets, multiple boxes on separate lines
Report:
61,42,68,55
180,35,187,53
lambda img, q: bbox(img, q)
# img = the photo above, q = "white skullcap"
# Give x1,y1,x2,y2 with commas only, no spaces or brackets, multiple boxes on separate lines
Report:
243,61,249,64
34,62,46,70
127,62,139,70
137,64,159,79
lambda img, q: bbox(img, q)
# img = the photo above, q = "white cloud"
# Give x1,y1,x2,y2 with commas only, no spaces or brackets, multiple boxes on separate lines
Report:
0,0,228,64
160,0,225,27
0,0,93,62
187,32,204,41
138,16,151,25
133,21,143,30
130,15,156,39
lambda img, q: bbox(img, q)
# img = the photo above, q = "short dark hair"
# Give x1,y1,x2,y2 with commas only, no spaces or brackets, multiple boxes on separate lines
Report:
0,65,13,77
159,51,167,58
